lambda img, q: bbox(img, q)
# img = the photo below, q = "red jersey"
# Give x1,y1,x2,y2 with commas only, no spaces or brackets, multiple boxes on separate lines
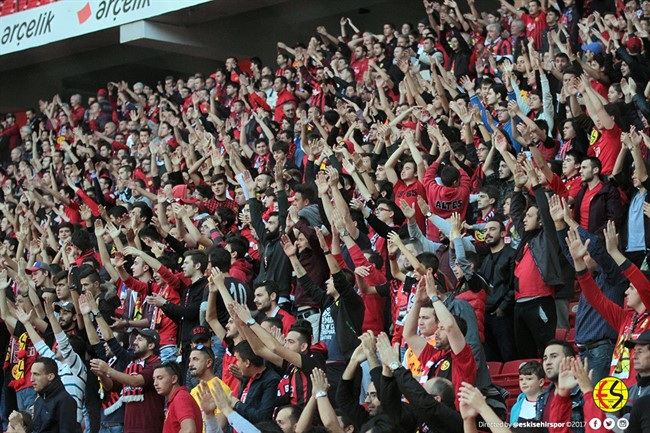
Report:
514,245,555,300
522,11,547,49
393,179,427,232
123,267,181,347
588,125,622,176
577,263,650,386
162,387,202,433
221,343,240,396
423,162,471,241
418,343,477,408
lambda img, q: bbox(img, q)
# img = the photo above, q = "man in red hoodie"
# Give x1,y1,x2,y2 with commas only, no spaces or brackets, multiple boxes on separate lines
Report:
422,147,471,241
224,235,253,286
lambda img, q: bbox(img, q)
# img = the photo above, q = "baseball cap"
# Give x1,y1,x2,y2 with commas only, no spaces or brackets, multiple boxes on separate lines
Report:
26,261,52,274
191,326,211,343
54,302,75,313
581,42,603,55
97,88,108,96
627,36,643,54
178,197,200,206
624,330,650,348
133,328,161,346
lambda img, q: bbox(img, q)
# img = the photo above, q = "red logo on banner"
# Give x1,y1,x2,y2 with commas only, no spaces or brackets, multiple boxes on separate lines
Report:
77,3,92,24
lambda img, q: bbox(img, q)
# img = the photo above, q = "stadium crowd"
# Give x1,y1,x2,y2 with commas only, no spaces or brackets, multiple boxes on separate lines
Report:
2,0,650,432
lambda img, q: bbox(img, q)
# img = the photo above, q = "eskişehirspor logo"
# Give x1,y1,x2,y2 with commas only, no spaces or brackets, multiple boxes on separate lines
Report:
593,377,628,413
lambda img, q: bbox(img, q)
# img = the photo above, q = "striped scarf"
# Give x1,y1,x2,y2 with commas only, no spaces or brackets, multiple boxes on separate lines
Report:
120,358,149,403
99,356,122,415
151,285,171,329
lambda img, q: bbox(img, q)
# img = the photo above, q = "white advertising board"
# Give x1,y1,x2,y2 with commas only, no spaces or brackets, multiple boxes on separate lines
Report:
1,0,212,55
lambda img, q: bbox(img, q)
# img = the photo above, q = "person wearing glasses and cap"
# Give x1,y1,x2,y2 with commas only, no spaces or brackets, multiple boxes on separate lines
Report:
188,342,231,430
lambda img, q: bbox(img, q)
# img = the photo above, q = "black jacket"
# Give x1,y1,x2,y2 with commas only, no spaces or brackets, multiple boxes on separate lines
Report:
572,180,623,236
298,270,364,360
380,367,463,433
249,191,292,299
161,276,207,347
33,377,82,433
479,245,516,313
234,367,281,423
511,185,575,299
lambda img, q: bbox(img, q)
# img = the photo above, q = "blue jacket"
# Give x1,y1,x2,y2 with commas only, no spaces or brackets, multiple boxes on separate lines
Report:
509,393,526,425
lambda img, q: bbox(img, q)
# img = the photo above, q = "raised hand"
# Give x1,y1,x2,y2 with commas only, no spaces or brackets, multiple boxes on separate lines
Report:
196,383,218,414
513,163,528,189
15,307,32,324
449,212,462,239
417,196,431,216
548,194,565,224
354,265,371,278
458,382,486,419
280,234,298,257
557,357,578,397
603,220,620,255
315,171,330,197
565,227,590,263
210,267,225,289
78,294,92,315
459,76,475,92
105,221,121,239
122,246,141,257
399,199,416,220
571,357,593,394
231,302,253,323
311,368,330,396
376,332,400,367
386,231,404,249
94,219,106,238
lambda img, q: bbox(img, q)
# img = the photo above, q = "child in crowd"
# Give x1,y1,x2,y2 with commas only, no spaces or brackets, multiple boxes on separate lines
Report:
509,361,545,424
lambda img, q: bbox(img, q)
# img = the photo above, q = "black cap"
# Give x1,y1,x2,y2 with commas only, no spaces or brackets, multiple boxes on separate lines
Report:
191,326,211,343
624,330,650,348
133,328,160,346
54,302,75,313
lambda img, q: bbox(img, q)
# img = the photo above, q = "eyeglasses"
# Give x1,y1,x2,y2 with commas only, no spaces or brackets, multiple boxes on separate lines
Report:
193,343,215,359
375,207,391,213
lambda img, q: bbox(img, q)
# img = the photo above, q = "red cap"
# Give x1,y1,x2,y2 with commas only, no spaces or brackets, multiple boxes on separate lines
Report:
627,36,643,54
178,197,200,205
97,88,108,96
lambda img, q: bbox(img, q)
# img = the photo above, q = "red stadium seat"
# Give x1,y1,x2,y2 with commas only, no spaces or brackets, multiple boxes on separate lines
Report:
555,328,568,341
487,361,503,375
567,328,576,343
500,359,540,376
492,373,519,389
569,302,579,328
2,0,18,15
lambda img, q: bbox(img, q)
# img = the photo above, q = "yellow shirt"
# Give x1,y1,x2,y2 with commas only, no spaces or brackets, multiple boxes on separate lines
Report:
190,376,232,432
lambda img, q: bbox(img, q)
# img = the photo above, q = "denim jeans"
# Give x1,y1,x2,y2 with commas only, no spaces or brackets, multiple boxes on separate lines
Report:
16,387,36,412
579,341,615,386
99,424,124,433
160,345,179,363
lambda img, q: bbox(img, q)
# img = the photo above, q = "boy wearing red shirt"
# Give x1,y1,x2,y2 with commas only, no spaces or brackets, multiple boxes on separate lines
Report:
153,362,203,433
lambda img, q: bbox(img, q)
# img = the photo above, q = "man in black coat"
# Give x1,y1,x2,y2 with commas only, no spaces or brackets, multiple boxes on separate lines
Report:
32,357,81,433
